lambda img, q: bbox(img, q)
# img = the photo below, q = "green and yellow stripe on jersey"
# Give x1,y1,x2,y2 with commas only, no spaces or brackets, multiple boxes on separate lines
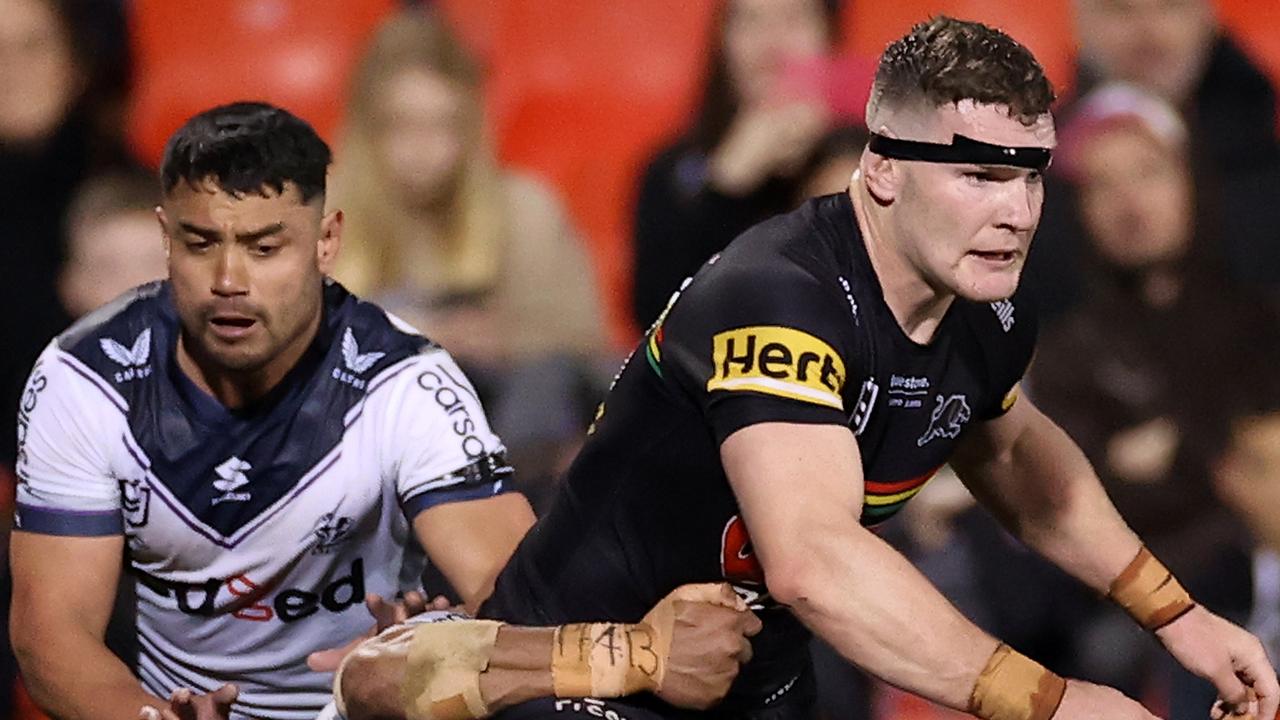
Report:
645,325,664,377
860,465,943,524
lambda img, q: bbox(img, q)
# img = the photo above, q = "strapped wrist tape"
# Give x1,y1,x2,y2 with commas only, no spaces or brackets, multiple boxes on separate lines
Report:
551,622,664,697
1108,547,1196,631
969,644,1067,720
550,583,743,699
403,620,503,720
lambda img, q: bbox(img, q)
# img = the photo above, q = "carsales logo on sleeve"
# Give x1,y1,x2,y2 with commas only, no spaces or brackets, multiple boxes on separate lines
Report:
417,365,487,459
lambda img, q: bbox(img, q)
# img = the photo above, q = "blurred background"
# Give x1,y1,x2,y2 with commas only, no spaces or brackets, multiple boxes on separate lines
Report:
3,0,1280,717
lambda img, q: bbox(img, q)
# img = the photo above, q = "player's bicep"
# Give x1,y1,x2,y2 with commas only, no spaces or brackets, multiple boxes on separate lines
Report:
10,531,124,646
720,422,864,573
412,493,535,610
14,349,123,531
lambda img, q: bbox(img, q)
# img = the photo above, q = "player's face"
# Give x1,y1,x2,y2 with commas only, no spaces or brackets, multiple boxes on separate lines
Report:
890,102,1054,302
1076,124,1191,269
158,179,341,376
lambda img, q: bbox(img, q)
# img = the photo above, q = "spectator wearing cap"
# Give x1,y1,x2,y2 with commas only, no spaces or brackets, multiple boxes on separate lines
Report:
1024,82,1280,719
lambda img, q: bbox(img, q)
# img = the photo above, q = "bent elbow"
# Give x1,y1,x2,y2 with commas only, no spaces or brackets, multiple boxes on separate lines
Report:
763,559,828,610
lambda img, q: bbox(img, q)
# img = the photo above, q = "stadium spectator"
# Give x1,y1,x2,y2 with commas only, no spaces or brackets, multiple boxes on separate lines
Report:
58,169,168,318
330,10,607,508
1024,83,1280,719
630,0,852,329
0,0,133,713
1024,0,1280,323
0,0,135,468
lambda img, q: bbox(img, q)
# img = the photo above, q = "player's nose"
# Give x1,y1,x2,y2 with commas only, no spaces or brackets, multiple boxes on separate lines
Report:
995,175,1039,234
211,246,249,296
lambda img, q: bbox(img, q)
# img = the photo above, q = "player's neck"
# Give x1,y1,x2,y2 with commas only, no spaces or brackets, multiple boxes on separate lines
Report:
848,181,953,345
175,311,322,410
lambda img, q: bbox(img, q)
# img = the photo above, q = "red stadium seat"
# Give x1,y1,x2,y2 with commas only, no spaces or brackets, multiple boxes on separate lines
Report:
445,0,718,346
842,0,1075,96
1217,0,1280,109
126,0,396,167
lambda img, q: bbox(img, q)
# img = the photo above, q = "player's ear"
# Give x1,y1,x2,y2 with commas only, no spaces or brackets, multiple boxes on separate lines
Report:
861,147,899,204
317,209,343,275
155,205,172,258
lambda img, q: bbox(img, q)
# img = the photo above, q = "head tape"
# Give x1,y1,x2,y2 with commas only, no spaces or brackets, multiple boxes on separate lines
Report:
869,133,1052,172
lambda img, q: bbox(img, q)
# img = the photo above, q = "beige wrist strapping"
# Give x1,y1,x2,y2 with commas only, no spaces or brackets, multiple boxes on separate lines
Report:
331,619,504,720
403,620,504,720
968,643,1067,720
551,622,663,697
550,583,743,698
1108,547,1197,631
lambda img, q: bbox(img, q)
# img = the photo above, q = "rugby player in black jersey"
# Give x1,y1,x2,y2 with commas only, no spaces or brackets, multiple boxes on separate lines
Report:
337,16,1278,720
332,14,1280,717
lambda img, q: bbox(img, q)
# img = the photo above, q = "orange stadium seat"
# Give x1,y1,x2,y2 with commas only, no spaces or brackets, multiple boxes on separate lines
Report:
126,0,397,167
1217,0,1280,104
842,0,1075,96
437,0,719,346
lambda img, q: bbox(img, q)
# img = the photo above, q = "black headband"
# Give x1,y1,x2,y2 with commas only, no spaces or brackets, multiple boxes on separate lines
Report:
869,133,1052,171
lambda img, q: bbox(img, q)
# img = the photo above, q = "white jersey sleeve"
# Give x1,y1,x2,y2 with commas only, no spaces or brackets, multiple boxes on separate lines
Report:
14,342,126,535
365,348,513,519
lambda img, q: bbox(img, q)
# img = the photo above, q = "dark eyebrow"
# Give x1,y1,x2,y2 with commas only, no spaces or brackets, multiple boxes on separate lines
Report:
177,221,286,242
236,222,286,243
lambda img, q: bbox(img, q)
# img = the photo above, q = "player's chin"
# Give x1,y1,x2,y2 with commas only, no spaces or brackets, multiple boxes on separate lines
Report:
953,263,1024,303
196,335,273,372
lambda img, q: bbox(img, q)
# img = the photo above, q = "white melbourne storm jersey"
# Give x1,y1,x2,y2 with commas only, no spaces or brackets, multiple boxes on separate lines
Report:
14,280,512,720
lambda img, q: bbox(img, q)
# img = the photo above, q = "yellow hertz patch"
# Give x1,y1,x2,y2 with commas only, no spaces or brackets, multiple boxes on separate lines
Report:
707,326,846,409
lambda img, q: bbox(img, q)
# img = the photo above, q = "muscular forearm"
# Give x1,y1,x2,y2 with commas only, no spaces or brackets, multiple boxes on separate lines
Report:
16,630,162,720
768,518,999,711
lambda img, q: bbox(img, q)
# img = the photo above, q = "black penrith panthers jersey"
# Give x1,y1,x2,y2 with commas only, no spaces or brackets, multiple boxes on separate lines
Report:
483,191,1037,715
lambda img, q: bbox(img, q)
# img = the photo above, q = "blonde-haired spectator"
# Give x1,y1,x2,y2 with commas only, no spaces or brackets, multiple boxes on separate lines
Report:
330,9,608,508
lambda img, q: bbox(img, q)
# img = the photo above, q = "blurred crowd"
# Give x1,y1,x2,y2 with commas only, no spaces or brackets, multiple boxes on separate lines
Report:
1,0,1279,718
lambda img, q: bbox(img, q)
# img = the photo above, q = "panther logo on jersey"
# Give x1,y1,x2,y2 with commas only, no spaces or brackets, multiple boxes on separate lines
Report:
916,394,972,447
100,328,153,383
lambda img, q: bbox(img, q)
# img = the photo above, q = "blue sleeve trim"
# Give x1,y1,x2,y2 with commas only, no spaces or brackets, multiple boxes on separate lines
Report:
15,503,122,536
402,480,509,520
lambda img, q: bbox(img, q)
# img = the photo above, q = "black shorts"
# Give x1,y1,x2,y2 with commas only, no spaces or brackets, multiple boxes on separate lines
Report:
492,697,668,720
490,669,815,720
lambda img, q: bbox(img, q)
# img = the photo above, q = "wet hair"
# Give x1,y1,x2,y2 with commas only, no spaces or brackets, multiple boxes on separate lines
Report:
867,16,1055,126
159,102,331,202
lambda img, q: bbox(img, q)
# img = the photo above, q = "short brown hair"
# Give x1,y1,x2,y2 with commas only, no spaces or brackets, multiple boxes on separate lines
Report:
867,16,1055,126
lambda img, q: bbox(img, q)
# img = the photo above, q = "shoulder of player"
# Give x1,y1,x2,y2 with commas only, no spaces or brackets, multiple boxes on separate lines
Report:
325,282,440,382
53,281,171,387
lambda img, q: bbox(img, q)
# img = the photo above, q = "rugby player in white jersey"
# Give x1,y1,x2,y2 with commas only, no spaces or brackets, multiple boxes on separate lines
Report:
9,103,759,720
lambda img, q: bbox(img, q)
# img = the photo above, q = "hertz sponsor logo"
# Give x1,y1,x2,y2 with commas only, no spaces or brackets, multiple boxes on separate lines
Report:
706,326,845,409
